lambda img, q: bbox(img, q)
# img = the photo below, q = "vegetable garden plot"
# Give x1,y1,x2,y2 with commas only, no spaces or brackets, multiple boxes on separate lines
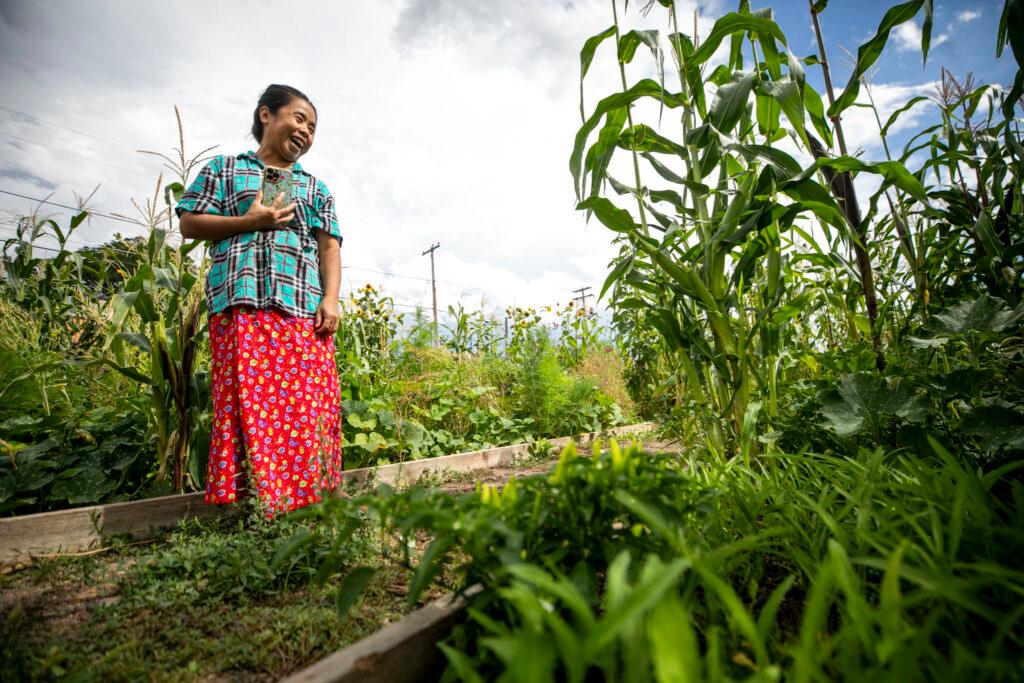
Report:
0,423,655,570
0,439,683,681
0,509,450,682
285,437,1024,681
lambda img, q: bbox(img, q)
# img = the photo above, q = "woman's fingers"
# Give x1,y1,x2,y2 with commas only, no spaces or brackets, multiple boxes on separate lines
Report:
314,311,339,335
269,202,297,227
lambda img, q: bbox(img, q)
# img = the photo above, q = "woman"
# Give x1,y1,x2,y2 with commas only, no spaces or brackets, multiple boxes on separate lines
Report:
177,84,343,518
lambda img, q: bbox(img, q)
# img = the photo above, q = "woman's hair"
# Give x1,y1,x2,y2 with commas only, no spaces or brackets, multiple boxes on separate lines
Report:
251,84,316,142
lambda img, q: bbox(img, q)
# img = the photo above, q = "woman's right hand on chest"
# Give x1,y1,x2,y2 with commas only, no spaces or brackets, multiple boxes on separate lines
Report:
244,190,297,231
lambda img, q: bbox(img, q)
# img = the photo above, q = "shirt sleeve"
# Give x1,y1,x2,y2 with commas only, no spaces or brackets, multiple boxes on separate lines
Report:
175,156,225,217
313,179,342,245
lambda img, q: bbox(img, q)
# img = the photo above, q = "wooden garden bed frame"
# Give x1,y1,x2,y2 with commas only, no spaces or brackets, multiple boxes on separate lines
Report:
0,422,655,569
280,585,483,683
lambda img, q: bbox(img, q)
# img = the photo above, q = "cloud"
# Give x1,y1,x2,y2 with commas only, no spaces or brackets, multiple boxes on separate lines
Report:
956,9,981,23
0,0,180,88
836,81,938,155
0,165,58,191
2,0,676,315
892,21,948,53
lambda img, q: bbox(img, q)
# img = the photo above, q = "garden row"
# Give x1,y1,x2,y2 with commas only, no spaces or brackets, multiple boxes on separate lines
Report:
1,208,639,516
0,427,669,681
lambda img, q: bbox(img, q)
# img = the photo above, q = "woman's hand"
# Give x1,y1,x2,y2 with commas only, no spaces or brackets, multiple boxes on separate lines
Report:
314,297,340,336
244,189,296,230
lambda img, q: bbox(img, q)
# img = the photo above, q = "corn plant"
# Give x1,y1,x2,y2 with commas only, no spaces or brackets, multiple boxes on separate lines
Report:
573,0,944,454
102,108,214,492
443,302,502,355
0,199,110,352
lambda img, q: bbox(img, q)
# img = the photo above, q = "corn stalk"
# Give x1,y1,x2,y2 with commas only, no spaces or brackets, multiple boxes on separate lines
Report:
572,0,929,453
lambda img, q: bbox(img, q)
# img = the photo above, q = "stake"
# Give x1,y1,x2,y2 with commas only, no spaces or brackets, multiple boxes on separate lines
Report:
422,243,440,345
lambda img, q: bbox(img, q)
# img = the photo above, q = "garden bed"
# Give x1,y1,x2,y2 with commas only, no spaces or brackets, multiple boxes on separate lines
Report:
0,422,656,570
0,510,450,682
1,437,683,681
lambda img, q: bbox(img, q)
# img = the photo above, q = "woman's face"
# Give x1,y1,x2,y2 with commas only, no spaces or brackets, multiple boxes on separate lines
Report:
259,97,317,162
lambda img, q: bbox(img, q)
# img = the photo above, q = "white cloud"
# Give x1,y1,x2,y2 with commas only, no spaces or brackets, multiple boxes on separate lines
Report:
956,9,982,23
892,21,948,53
2,0,737,317
835,81,938,156
5,0,728,316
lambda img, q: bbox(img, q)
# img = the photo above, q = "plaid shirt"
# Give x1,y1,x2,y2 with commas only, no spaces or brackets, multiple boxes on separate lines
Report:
175,151,342,318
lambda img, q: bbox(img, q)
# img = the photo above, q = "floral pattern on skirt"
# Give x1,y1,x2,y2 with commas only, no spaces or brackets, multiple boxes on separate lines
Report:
207,305,342,517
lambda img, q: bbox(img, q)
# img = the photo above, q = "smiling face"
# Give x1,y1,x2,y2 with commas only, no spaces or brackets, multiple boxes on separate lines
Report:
258,97,317,165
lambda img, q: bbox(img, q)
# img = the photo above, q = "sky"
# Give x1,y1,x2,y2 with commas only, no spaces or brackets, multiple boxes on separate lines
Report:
0,0,1015,326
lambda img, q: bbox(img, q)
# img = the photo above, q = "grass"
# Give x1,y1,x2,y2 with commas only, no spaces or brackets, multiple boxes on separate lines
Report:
0,501,452,681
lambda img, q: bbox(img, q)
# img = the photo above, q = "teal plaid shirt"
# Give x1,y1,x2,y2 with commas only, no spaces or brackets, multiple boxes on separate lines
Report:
175,151,342,318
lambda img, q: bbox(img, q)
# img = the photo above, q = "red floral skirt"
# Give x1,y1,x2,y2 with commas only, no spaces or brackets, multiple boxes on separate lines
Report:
206,306,343,517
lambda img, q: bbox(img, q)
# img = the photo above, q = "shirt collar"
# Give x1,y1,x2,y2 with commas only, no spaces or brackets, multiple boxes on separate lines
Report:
241,150,303,173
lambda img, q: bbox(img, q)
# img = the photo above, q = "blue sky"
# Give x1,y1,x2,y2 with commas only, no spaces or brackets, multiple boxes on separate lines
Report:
0,0,1016,324
772,0,1014,155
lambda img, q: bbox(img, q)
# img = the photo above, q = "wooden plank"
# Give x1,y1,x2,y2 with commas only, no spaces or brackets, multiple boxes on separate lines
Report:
281,586,482,683
0,491,225,570
0,422,656,568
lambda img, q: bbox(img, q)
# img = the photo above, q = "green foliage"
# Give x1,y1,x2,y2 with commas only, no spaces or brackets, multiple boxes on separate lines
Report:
120,504,369,606
1,503,389,681
332,296,629,470
573,0,1023,460
816,372,928,438
553,300,601,368
102,224,209,493
0,408,155,515
0,208,105,353
443,303,502,355
309,433,1021,680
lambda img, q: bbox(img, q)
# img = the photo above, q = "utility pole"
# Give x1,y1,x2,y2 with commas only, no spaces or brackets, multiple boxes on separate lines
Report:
572,286,593,313
422,243,440,345
571,286,593,358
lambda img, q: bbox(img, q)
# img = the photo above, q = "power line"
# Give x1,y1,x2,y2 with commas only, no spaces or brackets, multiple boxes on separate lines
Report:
0,121,158,174
1,189,522,298
0,190,596,309
0,131,158,180
0,189,147,228
2,241,597,315
0,104,141,153
442,242,573,282
342,265,431,283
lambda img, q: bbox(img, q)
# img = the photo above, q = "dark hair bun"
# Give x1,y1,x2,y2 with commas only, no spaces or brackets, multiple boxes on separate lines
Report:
251,84,316,142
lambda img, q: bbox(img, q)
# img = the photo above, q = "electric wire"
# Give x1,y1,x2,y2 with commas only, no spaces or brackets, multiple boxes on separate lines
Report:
0,131,157,180
1,188,594,310
0,104,141,153
0,189,148,227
